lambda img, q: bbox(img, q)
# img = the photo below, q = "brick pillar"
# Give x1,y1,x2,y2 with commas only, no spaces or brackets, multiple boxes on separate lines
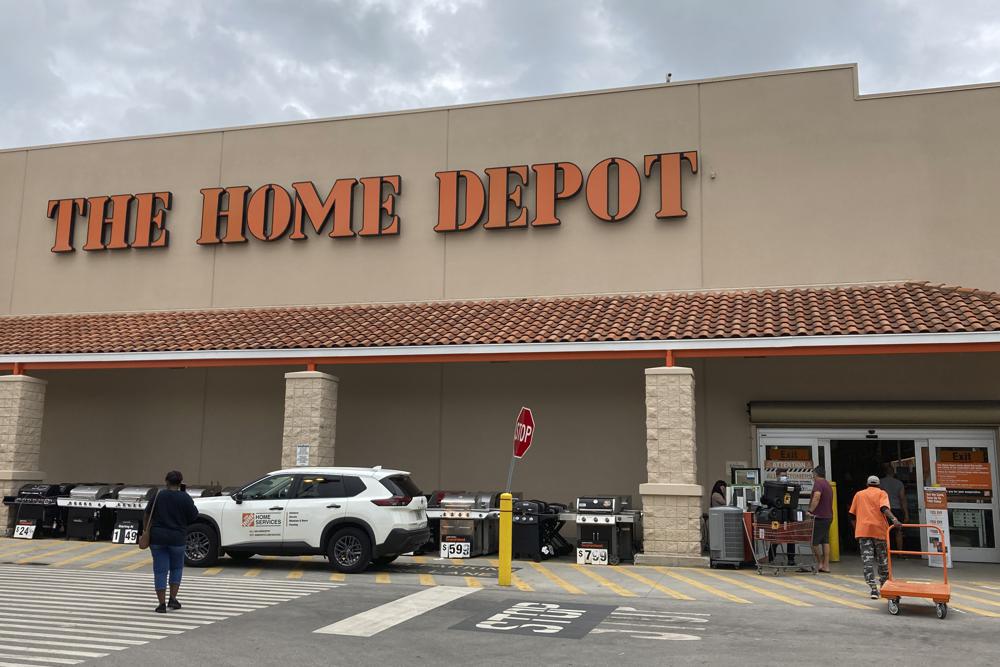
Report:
635,366,708,567
281,371,338,469
0,375,47,536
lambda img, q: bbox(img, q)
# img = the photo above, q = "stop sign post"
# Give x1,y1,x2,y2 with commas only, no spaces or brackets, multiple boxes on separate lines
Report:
506,407,535,491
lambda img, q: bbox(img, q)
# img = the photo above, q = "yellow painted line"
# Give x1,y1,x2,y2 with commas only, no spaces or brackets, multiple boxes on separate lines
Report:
244,568,262,577
287,570,304,580
0,541,68,560
49,543,120,568
618,567,693,600
202,567,223,576
952,603,1000,618
511,573,534,592
951,592,1000,608
736,573,870,610
952,582,1000,595
375,572,391,584
488,558,532,591
794,575,865,596
827,573,866,587
696,569,807,606
465,576,483,588
412,556,427,564
14,541,94,564
530,562,583,595
419,574,436,586
84,546,143,569
329,572,346,582
450,559,464,566
122,556,151,571
571,564,636,597
658,568,753,605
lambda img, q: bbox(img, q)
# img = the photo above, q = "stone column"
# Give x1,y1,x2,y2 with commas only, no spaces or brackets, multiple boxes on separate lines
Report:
635,366,708,567
280,371,338,469
0,375,47,536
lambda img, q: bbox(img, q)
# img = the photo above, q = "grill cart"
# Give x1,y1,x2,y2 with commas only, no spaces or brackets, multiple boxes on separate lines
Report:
881,523,951,619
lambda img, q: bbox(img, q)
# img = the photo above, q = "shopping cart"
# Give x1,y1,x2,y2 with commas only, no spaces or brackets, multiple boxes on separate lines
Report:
748,517,817,576
880,523,951,619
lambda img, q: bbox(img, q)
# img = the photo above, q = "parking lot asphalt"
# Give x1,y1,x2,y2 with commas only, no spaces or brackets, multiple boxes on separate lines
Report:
2,537,1000,617
2,538,1000,665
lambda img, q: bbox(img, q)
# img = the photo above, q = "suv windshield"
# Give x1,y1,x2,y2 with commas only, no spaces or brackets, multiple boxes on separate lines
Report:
381,475,422,497
241,474,295,500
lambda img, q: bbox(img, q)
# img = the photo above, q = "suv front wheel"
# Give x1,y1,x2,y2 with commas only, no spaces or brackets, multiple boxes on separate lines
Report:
185,523,220,567
327,527,371,574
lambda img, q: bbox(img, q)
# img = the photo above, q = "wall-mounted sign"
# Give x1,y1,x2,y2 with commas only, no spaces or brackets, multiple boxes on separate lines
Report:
43,150,698,253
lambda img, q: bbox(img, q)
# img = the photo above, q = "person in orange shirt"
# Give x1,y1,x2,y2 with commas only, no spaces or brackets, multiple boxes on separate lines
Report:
849,475,902,599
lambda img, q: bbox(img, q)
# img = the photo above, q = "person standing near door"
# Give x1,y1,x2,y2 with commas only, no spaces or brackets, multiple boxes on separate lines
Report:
849,475,902,599
146,470,199,613
879,464,908,553
807,465,834,573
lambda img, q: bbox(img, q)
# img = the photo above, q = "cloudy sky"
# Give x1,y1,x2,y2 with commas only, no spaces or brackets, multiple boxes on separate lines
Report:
3,0,1000,149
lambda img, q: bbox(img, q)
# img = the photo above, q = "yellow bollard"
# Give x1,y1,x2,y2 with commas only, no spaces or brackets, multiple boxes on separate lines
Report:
830,481,840,563
498,492,512,586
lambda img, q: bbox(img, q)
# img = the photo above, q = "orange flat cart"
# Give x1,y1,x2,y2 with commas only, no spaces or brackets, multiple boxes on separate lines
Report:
880,523,951,619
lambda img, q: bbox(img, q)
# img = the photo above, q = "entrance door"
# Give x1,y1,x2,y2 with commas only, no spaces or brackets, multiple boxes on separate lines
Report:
919,437,1000,563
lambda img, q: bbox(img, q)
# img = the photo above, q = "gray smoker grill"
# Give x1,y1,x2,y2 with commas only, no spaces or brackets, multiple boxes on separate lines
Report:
112,486,157,544
59,485,121,541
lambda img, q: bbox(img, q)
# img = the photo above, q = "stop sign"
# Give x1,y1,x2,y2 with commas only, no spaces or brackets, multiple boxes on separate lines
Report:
513,407,535,459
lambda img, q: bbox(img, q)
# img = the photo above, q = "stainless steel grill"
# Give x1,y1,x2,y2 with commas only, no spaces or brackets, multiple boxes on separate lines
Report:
429,491,501,558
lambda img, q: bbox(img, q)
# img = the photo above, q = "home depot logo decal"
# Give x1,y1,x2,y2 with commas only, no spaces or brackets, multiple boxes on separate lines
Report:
44,151,697,252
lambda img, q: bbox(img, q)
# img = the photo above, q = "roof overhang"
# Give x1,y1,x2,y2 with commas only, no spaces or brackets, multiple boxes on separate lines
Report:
4,330,1000,372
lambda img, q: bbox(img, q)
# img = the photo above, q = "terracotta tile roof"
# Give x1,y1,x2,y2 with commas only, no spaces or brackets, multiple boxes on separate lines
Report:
1,282,999,356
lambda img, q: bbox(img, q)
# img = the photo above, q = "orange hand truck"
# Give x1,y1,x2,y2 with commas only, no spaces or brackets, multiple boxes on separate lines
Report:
879,523,950,619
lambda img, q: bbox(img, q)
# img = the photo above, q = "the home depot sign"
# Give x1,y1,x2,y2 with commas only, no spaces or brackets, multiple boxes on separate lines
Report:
44,151,697,252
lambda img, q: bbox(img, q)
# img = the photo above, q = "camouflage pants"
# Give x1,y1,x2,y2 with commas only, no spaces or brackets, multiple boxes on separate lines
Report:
859,537,889,588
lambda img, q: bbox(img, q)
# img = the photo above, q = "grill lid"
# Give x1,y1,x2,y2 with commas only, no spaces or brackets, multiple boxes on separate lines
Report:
117,486,157,502
186,486,221,498
17,484,59,497
69,485,114,500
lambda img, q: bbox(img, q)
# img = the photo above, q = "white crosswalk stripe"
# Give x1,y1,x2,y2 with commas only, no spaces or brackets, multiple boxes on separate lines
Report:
0,565,342,665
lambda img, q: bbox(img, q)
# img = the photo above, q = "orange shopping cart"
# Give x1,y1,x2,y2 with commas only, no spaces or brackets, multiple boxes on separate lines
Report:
880,523,950,619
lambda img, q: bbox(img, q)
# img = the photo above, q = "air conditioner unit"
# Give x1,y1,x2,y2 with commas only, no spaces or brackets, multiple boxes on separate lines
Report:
709,506,745,568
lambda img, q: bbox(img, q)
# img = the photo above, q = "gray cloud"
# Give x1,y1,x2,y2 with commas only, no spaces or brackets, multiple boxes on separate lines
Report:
2,0,1000,149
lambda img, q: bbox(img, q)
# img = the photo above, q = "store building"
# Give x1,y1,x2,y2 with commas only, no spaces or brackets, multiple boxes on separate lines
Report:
1,64,999,565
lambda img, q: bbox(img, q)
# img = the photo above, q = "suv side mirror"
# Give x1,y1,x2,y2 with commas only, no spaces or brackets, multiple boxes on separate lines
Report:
233,491,244,504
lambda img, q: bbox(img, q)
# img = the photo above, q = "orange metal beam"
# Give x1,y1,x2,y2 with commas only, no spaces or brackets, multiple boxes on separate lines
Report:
4,341,1000,372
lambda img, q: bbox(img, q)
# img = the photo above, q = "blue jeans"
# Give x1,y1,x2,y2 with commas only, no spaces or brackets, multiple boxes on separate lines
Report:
150,545,185,591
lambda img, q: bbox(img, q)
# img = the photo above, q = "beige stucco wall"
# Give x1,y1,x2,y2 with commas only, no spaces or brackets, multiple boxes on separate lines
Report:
4,65,1000,316
28,352,1000,505
33,360,648,505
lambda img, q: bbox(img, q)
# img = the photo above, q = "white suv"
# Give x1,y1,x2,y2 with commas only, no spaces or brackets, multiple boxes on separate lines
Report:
184,467,429,573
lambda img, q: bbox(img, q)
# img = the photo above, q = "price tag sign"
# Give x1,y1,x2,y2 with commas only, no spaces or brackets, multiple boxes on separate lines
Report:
440,539,472,558
576,547,609,565
112,522,140,544
13,521,36,539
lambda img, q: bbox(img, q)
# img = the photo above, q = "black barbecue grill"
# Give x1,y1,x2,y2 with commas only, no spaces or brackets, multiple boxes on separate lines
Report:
3,483,67,539
512,499,572,561
574,495,643,565
59,484,122,541
112,486,157,544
